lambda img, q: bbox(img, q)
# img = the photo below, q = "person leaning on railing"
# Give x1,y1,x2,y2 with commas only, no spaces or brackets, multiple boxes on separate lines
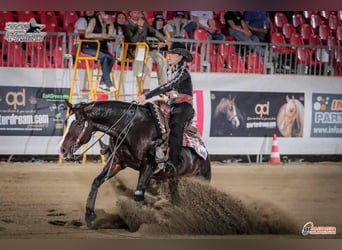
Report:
83,11,116,93
121,10,171,93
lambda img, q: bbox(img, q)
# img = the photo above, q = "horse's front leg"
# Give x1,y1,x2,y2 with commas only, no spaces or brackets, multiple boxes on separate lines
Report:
85,158,123,228
134,162,154,204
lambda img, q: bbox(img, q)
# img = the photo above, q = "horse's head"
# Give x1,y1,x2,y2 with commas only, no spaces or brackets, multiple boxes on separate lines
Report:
58,100,95,161
284,96,297,121
214,96,241,129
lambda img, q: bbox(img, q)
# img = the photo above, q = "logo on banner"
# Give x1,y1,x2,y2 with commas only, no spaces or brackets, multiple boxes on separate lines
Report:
302,221,336,236
255,101,270,117
5,18,46,42
5,88,26,109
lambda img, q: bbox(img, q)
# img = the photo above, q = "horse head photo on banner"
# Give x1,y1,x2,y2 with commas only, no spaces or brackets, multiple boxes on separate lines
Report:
277,95,304,137
211,94,246,136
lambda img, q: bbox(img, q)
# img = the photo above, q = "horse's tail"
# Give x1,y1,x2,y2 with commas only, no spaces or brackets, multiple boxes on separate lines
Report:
294,99,305,137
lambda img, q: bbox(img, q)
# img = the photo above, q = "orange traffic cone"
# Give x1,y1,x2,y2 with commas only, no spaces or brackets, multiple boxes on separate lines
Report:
270,134,281,164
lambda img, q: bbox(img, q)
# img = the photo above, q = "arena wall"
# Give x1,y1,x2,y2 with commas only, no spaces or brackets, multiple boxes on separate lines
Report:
0,68,341,156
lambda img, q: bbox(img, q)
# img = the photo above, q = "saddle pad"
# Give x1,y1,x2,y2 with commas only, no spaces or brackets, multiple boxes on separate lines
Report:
183,132,208,160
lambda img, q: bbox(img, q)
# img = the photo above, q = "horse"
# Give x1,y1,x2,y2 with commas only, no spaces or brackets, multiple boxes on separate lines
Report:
58,100,211,228
277,95,304,137
211,95,246,136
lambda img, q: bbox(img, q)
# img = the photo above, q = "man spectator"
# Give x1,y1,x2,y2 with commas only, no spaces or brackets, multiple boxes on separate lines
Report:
190,11,225,40
121,10,169,93
224,11,265,58
164,11,197,39
243,11,272,43
83,11,116,92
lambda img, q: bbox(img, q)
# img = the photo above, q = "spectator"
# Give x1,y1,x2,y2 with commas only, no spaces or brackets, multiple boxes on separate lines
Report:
190,11,225,40
73,11,96,51
152,13,166,36
164,11,197,39
121,10,169,93
224,11,265,58
83,11,116,92
110,11,126,58
243,11,272,43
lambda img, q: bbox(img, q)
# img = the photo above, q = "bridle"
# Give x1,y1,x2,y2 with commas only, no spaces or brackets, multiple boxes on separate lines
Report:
69,102,139,164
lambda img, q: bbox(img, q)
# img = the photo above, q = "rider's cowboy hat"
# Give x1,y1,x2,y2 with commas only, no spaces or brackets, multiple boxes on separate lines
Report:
168,42,193,62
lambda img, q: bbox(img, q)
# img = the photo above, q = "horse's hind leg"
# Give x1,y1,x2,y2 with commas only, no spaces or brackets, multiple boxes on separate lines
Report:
85,160,122,228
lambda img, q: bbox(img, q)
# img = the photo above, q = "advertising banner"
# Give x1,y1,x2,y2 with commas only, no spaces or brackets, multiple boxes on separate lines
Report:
210,91,305,137
0,86,69,136
311,93,342,138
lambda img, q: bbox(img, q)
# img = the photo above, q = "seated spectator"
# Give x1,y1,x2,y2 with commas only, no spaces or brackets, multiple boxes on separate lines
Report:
224,11,265,58
73,11,96,51
83,11,116,92
121,10,169,93
152,13,166,36
110,11,126,58
243,11,272,43
190,11,225,40
164,11,197,39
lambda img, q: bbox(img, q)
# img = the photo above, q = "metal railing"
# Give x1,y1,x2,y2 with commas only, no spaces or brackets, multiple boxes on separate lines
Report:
0,31,341,77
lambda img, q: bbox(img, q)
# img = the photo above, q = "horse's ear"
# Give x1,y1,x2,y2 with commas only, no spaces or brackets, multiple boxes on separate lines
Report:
65,99,73,109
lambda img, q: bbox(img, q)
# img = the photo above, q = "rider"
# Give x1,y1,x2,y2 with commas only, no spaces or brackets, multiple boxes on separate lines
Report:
136,42,195,171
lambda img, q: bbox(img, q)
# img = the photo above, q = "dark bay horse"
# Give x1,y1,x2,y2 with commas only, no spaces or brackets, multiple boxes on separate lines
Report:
58,100,211,227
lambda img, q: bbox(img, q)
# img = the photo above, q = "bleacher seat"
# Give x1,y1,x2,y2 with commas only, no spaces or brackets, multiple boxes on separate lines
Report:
319,24,330,44
336,25,342,44
282,23,296,42
246,53,264,73
300,23,314,44
292,13,305,30
310,14,323,31
274,12,288,32
319,11,331,22
16,11,36,22
328,14,339,34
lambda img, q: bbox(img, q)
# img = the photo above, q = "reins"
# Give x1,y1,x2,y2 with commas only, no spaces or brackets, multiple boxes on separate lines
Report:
72,102,139,162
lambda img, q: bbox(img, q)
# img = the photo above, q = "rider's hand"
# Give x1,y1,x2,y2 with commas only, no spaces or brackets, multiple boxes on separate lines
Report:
136,95,146,105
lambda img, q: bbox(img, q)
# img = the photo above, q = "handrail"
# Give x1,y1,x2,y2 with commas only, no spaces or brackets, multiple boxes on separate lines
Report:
75,39,101,60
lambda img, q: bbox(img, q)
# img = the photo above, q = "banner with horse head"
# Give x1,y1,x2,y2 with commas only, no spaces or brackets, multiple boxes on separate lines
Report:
210,91,305,137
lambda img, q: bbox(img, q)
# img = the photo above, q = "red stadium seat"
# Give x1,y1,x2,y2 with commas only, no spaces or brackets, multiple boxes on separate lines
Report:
292,13,305,29
271,32,291,55
319,11,331,22
274,12,288,32
193,28,209,41
16,11,36,22
246,53,264,74
336,25,342,44
39,11,58,26
282,23,296,42
300,23,314,44
319,24,330,44
328,14,339,34
310,14,322,30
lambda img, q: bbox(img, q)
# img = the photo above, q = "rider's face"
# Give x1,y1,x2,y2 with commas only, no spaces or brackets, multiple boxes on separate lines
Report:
167,53,183,66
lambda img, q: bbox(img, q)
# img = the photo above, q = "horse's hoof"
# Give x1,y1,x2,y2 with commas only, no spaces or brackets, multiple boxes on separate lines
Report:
134,189,145,203
85,208,96,228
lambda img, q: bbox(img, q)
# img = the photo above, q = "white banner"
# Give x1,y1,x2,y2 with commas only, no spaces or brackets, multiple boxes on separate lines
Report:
0,68,341,155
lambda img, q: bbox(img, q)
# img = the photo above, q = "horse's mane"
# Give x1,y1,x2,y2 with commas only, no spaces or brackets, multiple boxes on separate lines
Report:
78,101,149,122
294,99,304,136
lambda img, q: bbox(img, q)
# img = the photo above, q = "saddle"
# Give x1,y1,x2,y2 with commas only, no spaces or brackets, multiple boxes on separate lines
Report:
146,100,207,164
